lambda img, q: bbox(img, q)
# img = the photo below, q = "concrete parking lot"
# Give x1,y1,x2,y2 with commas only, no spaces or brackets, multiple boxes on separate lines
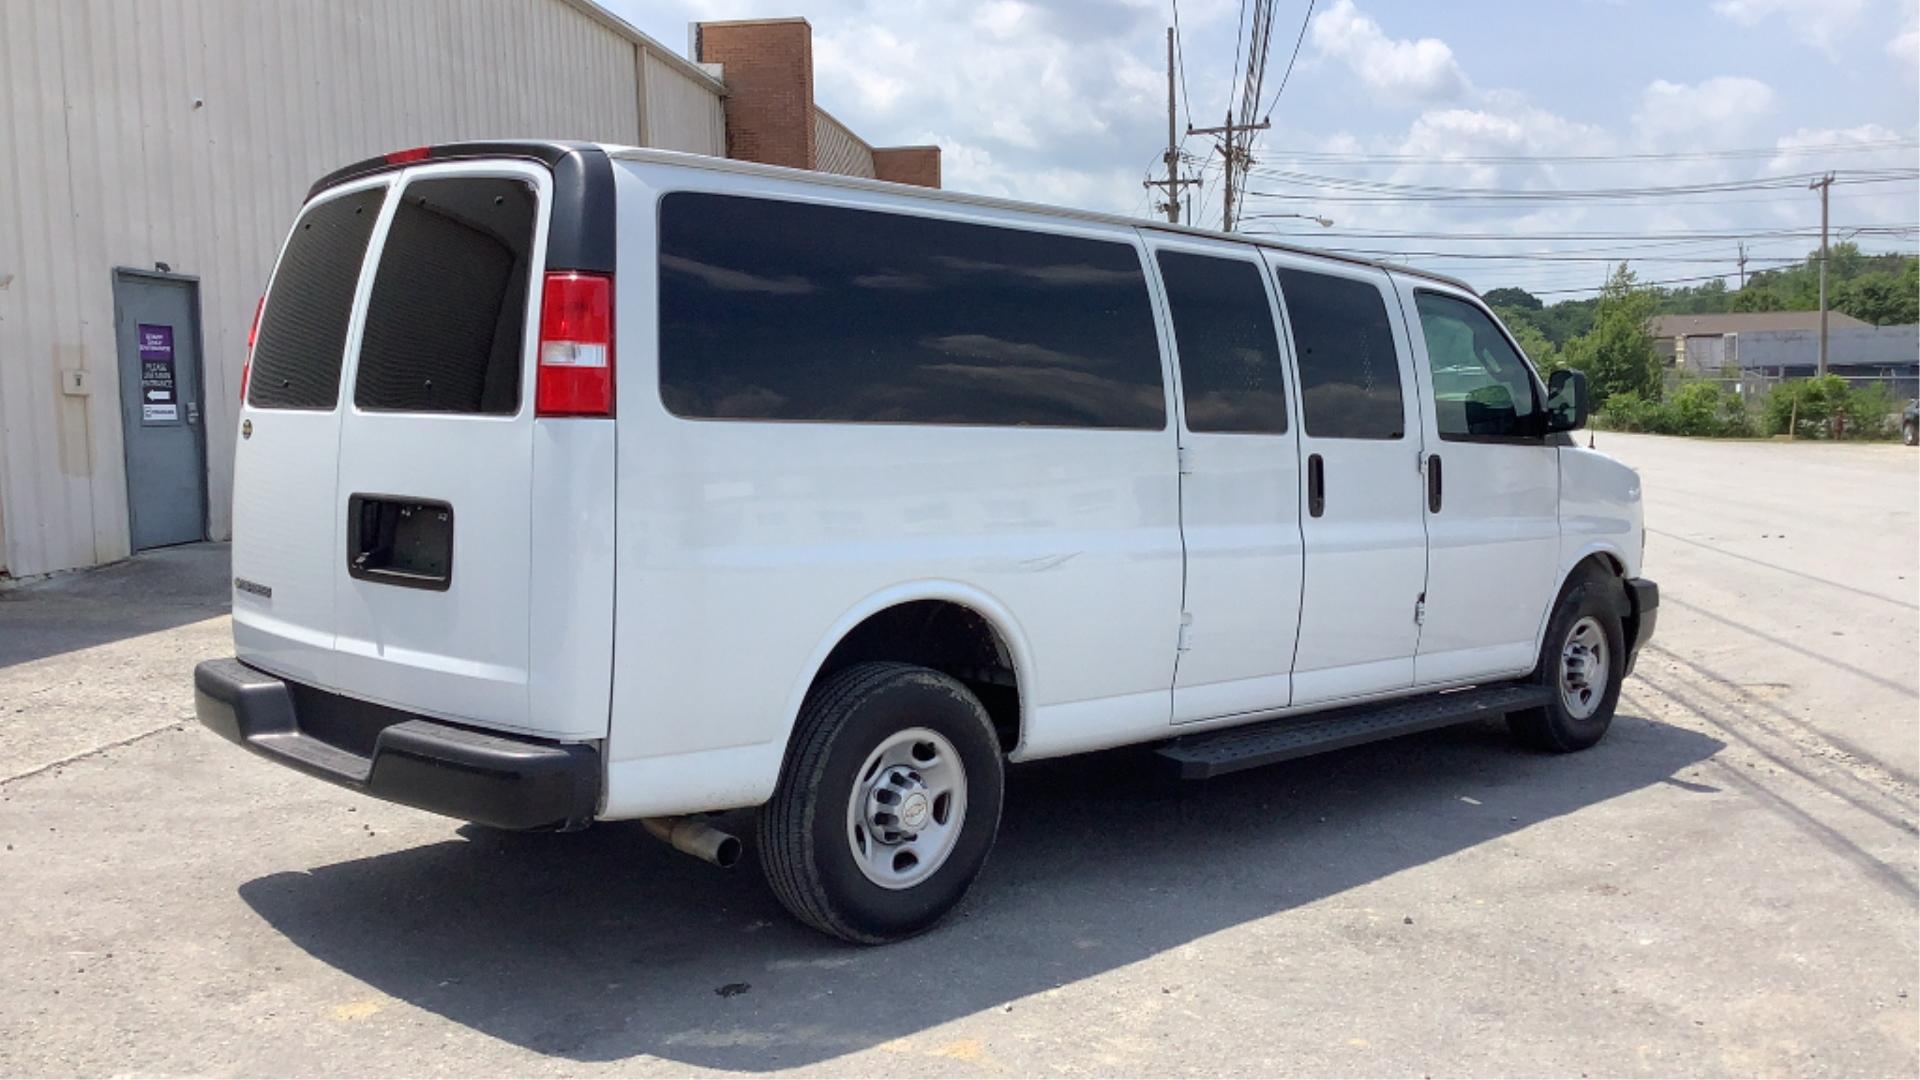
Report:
2,433,1915,1077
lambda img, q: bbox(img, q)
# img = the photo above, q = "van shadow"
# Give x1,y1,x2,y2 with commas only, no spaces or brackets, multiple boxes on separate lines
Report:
239,712,1722,1070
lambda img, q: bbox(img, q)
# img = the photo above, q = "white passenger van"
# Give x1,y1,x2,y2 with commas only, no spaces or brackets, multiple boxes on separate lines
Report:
196,141,1657,943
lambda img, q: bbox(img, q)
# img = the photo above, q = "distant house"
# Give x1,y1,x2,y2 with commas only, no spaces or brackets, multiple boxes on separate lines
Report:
1649,311,1918,397
1651,311,1871,370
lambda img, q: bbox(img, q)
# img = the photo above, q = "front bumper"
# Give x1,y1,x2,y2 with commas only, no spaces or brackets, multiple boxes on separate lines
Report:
194,658,599,831
1623,577,1659,676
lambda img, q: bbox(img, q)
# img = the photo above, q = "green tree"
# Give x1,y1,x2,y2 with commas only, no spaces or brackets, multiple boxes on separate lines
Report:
1500,312,1564,373
1483,286,1542,311
1561,263,1661,404
1837,272,1920,326
1731,287,1786,312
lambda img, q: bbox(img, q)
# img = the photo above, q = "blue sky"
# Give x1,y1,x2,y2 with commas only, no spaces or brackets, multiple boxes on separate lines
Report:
606,0,1919,298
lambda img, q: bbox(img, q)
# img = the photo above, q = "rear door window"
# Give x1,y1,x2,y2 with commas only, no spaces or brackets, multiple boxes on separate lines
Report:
248,188,385,410
1273,268,1405,439
354,177,539,414
657,192,1165,429
1156,250,1288,434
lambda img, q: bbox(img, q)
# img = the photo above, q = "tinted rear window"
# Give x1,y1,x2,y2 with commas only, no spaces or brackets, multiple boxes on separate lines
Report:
1156,250,1288,434
1274,268,1405,439
248,188,384,410
354,177,538,414
657,192,1166,429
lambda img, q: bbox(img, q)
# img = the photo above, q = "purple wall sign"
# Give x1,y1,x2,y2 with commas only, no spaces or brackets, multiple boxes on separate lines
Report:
138,323,179,423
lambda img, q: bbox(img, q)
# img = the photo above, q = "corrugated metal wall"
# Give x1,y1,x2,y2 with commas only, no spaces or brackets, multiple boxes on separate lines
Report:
643,50,727,154
814,108,877,179
0,0,725,577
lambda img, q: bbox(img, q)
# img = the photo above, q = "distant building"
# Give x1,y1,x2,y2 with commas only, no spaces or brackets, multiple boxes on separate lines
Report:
1650,312,1918,399
0,3,937,579
1651,311,1871,370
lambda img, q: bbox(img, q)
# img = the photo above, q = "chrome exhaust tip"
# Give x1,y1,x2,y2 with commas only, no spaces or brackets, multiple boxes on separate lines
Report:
642,816,742,868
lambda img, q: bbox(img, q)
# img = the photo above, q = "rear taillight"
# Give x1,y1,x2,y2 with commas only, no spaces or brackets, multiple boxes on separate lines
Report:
535,272,614,417
384,146,431,165
241,294,263,403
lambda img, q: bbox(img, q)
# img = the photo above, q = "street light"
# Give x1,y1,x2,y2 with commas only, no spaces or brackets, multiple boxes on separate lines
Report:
1260,212,1335,228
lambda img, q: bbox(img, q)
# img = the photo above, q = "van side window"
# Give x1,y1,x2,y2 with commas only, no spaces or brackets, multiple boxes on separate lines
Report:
657,193,1165,429
354,177,539,414
248,187,385,410
1273,268,1404,439
1156,251,1288,434
1414,291,1542,440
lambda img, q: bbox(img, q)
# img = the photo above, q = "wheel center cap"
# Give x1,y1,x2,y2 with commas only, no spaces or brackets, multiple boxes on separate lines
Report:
899,792,930,830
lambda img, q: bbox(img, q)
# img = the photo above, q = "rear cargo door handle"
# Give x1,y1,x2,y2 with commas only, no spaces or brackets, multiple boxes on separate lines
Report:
1427,453,1443,513
1307,453,1325,518
347,494,453,591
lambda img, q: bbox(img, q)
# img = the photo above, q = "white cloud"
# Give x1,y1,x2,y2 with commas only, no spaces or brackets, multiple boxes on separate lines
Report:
1891,13,1920,71
1632,77,1776,141
1309,0,1469,104
1711,0,1869,53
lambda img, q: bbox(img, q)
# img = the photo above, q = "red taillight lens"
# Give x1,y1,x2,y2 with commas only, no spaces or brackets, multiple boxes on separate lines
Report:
241,294,264,402
384,146,431,165
535,273,614,417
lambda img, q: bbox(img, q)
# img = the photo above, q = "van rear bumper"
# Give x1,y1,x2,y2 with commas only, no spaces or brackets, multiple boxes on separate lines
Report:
194,658,599,831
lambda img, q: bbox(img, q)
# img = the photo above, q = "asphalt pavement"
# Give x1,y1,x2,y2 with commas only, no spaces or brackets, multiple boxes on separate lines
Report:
1,433,1914,1077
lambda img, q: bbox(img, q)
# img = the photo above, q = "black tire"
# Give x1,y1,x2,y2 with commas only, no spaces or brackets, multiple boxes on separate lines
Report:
1904,421,1917,447
1508,568,1627,752
757,662,1005,944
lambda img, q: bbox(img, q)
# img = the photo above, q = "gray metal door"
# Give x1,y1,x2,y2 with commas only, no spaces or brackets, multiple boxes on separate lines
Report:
113,271,207,549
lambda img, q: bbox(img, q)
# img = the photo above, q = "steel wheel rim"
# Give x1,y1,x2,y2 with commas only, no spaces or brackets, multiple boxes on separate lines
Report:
1559,615,1610,719
846,727,968,890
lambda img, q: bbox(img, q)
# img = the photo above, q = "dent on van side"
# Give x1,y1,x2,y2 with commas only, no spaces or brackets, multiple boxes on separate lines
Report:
194,141,1658,944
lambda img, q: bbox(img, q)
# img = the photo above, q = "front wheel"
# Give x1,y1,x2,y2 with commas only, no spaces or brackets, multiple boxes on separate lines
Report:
1508,571,1626,752
1903,420,1917,446
758,662,1005,944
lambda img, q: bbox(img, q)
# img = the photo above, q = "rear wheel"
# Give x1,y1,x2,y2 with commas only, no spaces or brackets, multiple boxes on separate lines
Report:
758,662,1004,944
1903,420,1917,446
1509,570,1626,752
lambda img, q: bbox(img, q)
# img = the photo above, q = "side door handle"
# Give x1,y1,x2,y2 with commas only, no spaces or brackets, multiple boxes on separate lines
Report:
1427,453,1443,513
1307,453,1325,518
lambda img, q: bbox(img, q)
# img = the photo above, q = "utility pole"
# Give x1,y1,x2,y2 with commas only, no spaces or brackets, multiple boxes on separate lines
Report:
1810,172,1834,376
1143,28,1200,223
1736,241,1748,289
1189,111,1270,231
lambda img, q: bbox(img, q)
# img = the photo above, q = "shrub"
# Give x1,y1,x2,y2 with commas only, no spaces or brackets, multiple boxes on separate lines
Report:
1761,375,1899,440
1594,381,1756,438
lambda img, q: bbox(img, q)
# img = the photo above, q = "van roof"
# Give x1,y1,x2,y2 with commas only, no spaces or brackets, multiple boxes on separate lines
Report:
308,140,1477,295
606,145,1477,295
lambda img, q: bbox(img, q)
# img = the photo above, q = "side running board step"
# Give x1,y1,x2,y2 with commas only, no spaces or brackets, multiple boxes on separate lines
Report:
1157,682,1554,780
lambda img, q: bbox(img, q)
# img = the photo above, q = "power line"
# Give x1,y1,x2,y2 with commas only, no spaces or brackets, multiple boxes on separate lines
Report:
1530,271,1748,296
1240,167,1918,203
1169,0,1194,133
1228,0,1248,120
1234,223,1918,241
1246,138,1920,166
1255,0,1314,123
1300,249,1826,264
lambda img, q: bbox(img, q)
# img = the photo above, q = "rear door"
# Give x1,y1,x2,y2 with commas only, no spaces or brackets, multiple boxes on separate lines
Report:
232,178,389,689
329,162,551,731
1265,253,1430,707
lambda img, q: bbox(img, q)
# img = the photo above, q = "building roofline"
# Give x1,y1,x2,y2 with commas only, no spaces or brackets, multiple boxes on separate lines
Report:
694,15,813,28
559,0,727,93
813,106,876,153
603,145,1476,293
